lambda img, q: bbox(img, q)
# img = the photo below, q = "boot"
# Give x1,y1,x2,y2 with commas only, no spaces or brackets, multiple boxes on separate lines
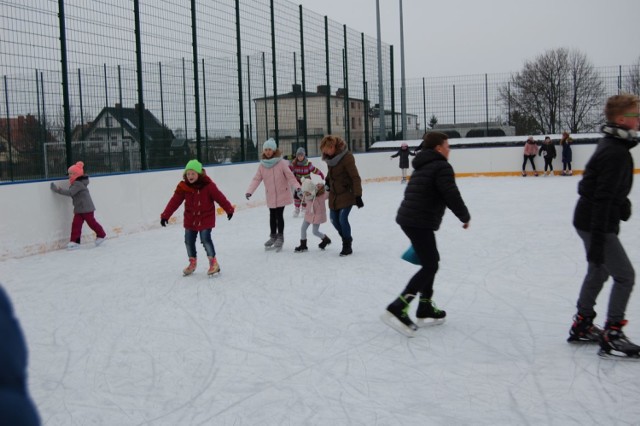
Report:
599,320,640,357
264,233,277,248
339,237,353,256
567,313,602,343
207,256,220,275
183,257,197,276
382,294,418,337
318,235,332,250
416,298,446,327
294,239,308,253
273,233,284,251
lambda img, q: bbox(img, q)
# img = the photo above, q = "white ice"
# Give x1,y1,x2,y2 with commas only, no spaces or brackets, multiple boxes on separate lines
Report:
2,176,640,425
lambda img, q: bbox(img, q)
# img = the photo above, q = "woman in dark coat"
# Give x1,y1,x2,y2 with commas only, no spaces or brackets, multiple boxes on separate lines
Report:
390,142,415,183
320,135,363,256
382,132,471,337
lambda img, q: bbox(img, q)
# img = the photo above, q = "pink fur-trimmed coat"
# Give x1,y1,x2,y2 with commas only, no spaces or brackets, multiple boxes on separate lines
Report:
246,158,301,208
303,191,328,225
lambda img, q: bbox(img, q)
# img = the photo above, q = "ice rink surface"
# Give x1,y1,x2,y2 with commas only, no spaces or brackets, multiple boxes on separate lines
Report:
2,175,640,425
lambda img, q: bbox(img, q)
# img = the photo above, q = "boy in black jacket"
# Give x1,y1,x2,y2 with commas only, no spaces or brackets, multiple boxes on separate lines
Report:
382,132,471,337
568,94,640,358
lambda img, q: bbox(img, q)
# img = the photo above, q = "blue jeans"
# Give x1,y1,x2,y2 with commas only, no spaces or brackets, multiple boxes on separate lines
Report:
184,228,215,258
329,206,353,240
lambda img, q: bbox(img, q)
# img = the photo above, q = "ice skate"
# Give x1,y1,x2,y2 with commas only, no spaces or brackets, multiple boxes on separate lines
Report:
66,242,80,250
521,171,526,177
598,320,640,359
318,235,331,250
95,237,106,246
273,233,284,252
567,313,602,343
381,295,417,337
416,298,446,327
294,239,308,253
183,257,197,276
207,256,220,276
264,233,277,249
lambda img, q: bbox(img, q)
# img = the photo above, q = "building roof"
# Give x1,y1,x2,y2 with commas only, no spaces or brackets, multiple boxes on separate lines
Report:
85,105,174,145
0,115,57,153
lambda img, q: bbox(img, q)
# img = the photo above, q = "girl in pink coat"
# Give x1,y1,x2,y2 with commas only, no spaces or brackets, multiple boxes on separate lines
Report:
522,136,539,176
294,178,332,252
246,139,301,251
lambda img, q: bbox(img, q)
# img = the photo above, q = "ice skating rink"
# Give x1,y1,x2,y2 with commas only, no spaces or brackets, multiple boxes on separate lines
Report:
2,176,640,425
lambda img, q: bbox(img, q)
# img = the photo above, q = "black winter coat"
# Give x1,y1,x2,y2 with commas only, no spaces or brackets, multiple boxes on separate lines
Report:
390,147,415,169
573,129,637,234
396,149,470,230
539,143,557,159
0,286,40,425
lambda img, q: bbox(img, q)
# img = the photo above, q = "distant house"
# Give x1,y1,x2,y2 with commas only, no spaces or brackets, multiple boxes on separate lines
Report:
0,114,56,180
369,107,421,140
254,85,369,156
76,104,181,170
431,122,516,138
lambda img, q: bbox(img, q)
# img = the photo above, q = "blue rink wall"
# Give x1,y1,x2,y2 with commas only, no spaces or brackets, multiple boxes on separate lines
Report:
1,136,637,259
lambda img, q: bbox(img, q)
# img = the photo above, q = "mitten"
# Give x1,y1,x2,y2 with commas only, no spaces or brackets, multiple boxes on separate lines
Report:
296,188,303,199
227,213,233,220
587,232,605,265
621,198,632,221
355,196,364,208
160,218,168,227
245,193,251,200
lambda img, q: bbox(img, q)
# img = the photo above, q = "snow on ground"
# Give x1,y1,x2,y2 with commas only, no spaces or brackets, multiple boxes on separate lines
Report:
2,176,640,425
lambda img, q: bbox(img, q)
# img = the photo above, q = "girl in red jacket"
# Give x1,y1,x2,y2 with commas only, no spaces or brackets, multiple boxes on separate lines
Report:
161,160,235,276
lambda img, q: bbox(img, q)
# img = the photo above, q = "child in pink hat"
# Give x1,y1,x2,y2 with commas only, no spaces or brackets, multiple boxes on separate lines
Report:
50,161,107,250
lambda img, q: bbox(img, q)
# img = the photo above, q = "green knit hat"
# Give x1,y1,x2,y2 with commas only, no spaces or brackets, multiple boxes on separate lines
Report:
185,159,203,174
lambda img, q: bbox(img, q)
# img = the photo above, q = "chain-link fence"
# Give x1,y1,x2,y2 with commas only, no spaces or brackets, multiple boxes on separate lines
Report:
1,0,637,182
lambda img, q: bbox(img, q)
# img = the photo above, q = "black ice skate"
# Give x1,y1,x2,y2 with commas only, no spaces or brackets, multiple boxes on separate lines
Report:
598,320,640,359
416,298,446,327
381,295,418,337
318,235,331,250
567,313,602,343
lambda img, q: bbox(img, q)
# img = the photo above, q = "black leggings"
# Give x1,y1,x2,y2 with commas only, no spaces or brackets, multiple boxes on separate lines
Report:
543,157,553,171
522,155,536,171
400,225,440,299
269,207,285,234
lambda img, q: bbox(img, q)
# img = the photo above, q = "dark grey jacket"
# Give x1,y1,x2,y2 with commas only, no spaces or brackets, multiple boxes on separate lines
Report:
51,176,96,214
396,149,470,230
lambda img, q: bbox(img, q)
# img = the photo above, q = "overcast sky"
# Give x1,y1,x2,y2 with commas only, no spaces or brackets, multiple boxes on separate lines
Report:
297,0,640,79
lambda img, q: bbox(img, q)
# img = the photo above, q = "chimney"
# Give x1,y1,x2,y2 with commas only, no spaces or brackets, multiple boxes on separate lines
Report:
292,84,302,94
335,88,345,97
316,85,329,95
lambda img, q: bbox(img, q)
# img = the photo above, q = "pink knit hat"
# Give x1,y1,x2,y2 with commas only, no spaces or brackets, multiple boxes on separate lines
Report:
68,161,85,183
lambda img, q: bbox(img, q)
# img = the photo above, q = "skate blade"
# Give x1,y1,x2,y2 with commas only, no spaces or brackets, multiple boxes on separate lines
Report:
207,269,221,277
380,312,416,338
567,336,600,344
598,349,640,360
416,318,446,328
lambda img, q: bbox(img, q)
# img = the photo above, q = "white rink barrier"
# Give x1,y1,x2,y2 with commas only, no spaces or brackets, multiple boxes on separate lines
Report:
1,137,638,259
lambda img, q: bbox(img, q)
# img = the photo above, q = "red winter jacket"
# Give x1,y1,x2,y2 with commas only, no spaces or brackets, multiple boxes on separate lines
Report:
161,173,234,231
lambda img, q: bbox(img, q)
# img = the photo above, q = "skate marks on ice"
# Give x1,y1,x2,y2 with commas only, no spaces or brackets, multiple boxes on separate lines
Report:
3,179,640,423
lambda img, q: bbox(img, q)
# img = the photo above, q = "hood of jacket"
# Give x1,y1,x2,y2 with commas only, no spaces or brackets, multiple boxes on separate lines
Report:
412,149,446,170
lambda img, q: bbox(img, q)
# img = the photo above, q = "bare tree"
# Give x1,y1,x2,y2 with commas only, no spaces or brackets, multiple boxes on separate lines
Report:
499,48,605,134
563,49,605,132
625,57,640,95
